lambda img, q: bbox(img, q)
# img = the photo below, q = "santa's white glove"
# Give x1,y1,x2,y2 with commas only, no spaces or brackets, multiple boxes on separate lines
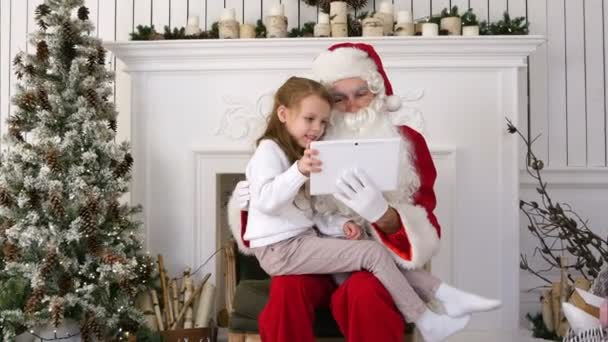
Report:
333,168,388,223
234,180,250,210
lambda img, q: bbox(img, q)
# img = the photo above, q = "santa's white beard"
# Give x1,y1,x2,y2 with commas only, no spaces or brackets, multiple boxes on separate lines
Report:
313,97,421,226
325,96,400,140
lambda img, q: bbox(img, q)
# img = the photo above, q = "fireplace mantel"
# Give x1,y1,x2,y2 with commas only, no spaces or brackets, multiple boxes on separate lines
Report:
106,36,543,71
106,36,543,340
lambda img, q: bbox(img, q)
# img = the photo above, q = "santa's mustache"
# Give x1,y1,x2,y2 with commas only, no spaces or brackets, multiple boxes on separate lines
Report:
329,96,385,132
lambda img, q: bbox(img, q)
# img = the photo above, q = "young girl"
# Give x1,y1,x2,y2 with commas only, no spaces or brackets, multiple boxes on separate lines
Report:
245,76,471,342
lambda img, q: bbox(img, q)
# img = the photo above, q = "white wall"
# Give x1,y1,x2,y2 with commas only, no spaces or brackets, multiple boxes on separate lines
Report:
1,0,607,325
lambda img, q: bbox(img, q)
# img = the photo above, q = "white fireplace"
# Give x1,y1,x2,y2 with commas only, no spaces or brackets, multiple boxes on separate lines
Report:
106,36,543,340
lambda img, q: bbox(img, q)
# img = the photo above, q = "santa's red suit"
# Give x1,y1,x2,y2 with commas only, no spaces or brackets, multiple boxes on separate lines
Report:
227,43,441,342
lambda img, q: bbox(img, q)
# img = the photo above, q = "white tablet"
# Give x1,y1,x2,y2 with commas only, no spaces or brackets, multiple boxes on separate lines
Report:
309,138,401,196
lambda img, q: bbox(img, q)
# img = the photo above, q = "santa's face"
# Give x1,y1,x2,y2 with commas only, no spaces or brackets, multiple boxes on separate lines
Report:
325,78,399,140
329,77,375,113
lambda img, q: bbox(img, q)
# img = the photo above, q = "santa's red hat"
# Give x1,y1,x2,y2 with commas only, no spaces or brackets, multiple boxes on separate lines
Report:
311,42,402,112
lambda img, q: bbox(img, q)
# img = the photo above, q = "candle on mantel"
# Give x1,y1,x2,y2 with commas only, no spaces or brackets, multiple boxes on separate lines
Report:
240,24,256,38
397,10,412,24
270,3,284,16
376,1,394,35
185,16,201,35
314,12,331,37
266,4,287,38
395,10,414,36
188,16,199,27
329,1,347,23
318,12,330,24
422,22,439,36
219,8,239,39
220,8,236,21
378,1,394,14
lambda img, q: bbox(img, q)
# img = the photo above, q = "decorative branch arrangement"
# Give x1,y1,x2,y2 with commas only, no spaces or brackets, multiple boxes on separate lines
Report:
508,119,608,285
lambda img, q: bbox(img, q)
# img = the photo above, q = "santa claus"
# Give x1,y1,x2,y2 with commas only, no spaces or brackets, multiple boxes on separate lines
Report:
227,43,498,342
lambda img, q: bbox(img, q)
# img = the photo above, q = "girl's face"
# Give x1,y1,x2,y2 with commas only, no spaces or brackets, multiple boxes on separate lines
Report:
278,94,331,148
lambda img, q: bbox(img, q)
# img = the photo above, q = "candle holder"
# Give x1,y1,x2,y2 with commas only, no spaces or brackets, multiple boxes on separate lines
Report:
362,16,384,37
395,10,414,36
330,1,348,24
218,8,239,39
185,16,201,36
314,13,331,37
266,4,287,38
440,16,462,35
265,16,288,38
376,1,394,35
421,22,439,36
239,24,256,38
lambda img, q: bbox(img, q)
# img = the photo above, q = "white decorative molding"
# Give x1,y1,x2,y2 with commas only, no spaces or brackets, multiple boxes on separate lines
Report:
520,168,608,187
105,36,545,72
214,93,273,141
427,147,456,286
194,149,251,287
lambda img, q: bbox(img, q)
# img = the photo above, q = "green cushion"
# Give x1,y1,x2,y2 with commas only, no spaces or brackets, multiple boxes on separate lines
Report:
230,279,342,337
237,254,268,282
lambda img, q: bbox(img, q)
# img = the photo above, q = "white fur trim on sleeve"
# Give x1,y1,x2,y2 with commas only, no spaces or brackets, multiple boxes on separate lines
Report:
227,192,255,255
368,203,440,270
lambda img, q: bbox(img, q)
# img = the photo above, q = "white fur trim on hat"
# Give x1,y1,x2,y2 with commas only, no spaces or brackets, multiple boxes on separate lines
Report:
312,47,378,86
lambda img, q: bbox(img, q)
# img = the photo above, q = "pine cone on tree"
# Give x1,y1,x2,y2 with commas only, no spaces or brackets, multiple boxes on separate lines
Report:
79,197,99,235
46,148,60,172
96,45,106,65
114,153,133,178
50,297,65,327
19,92,38,112
86,55,97,73
40,250,58,275
85,88,98,108
24,288,44,314
78,6,90,21
49,191,65,218
62,21,76,42
36,41,49,62
0,188,13,207
2,242,19,262
81,312,103,342
108,119,117,132
37,88,52,111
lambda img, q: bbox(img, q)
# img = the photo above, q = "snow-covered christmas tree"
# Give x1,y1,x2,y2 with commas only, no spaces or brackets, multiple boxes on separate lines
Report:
0,0,155,340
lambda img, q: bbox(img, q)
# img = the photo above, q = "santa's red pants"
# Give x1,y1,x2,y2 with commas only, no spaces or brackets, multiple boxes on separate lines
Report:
258,271,405,342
